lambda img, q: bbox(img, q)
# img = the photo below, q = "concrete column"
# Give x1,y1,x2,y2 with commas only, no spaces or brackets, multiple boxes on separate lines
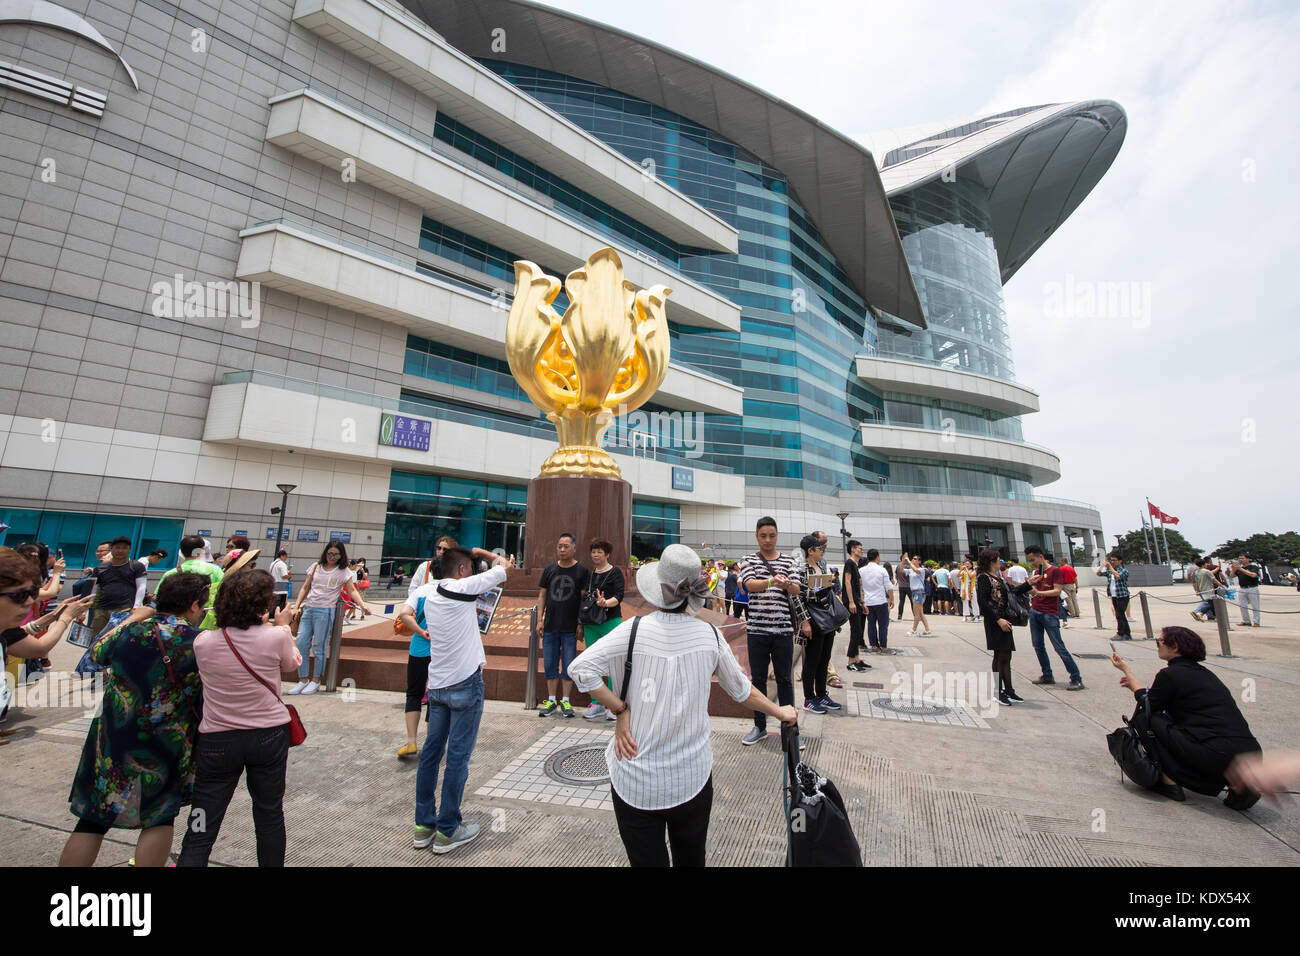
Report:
1053,524,1069,562
1008,522,1026,561
954,519,971,562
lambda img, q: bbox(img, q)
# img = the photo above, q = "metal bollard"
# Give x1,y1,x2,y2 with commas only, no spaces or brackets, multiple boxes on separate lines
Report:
1138,591,1154,640
324,596,345,692
524,605,539,711
1212,596,1232,657
1092,588,1104,629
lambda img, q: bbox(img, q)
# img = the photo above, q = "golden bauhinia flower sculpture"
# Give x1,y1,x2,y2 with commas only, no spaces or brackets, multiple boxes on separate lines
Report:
506,248,671,478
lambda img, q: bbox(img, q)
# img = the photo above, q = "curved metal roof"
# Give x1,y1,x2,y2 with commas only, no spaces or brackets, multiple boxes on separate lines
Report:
398,0,927,328
861,101,1128,283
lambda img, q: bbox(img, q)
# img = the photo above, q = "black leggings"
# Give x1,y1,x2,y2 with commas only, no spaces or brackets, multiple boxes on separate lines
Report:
73,819,111,835
406,654,430,713
612,777,713,867
991,649,1015,696
802,627,835,700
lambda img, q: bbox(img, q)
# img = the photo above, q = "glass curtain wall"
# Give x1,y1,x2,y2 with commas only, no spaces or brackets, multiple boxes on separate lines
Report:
482,61,882,493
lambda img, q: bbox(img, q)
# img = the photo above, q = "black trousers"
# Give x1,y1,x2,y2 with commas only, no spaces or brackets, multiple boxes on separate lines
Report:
1131,707,1260,796
1113,596,1131,637
612,777,713,867
177,723,290,867
896,588,910,620
846,611,866,657
747,629,794,731
866,603,890,649
802,627,834,700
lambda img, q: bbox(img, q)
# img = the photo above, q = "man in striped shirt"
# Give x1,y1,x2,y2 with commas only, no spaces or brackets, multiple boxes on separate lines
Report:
737,516,805,746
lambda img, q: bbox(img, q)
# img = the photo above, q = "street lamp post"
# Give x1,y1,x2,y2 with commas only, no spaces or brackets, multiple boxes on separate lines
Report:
836,512,850,571
272,482,296,553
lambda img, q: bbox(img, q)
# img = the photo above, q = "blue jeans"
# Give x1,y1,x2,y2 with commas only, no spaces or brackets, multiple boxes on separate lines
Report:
415,669,484,835
296,605,335,679
543,631,577,681
1028,609,1081,682
1193,592,1217,620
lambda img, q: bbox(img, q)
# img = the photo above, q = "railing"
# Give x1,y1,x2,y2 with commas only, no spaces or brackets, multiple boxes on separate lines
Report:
859,420,1059,458
857,348,1036,394
857,483,1098,511
220,371,735,475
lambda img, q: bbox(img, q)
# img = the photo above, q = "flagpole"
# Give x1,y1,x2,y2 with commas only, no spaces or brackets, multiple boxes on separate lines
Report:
1145,498,1162,565
1139,509,1154,564
1159,513,1171,568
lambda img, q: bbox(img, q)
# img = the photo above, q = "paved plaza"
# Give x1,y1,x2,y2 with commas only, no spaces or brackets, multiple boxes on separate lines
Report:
3,585,1297,867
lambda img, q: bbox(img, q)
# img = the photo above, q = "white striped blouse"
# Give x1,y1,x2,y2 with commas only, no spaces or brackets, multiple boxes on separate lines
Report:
569,610,754,810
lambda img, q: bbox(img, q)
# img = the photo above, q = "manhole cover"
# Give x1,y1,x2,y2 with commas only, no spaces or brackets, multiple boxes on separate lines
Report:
543,745,610,786
872,697,951,717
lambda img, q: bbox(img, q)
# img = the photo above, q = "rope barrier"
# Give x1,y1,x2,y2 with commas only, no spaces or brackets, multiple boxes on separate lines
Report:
1138,591,1300,614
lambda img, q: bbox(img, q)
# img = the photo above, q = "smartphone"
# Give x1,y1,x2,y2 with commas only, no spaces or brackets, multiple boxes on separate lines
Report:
1109,641,1116,654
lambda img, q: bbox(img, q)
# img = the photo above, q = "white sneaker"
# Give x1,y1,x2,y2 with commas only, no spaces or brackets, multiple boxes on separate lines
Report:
301,681,320,695
287,681,308,695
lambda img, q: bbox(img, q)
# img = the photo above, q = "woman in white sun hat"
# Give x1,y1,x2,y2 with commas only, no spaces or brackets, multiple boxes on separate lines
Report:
569,543,798,867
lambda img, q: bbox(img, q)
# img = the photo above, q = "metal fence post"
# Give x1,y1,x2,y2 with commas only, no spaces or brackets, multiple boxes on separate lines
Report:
1138,591,1154,640
1092,588,1104,629
524,605,539,711
1213,596,1232,657
324,596,345,692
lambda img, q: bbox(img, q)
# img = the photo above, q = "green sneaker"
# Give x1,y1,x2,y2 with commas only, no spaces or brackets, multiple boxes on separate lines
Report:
538,700,558,717
559,700,575,718
432,822,481,854
413,824,434,849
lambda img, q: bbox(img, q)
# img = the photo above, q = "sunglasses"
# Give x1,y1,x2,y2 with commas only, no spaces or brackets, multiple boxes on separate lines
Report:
0,586,40,603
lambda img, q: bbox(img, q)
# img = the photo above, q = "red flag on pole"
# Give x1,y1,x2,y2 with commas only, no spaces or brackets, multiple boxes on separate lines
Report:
1148,502,1179,525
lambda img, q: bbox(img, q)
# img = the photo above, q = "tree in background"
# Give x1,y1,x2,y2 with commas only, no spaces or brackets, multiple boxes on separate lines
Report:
1111,528,1200,567
1211,532,1300,564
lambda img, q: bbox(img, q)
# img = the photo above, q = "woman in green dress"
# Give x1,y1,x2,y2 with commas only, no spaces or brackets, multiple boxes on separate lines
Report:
59,572,211,867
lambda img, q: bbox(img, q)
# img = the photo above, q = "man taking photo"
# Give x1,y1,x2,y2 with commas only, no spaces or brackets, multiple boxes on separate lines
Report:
402,546,513,854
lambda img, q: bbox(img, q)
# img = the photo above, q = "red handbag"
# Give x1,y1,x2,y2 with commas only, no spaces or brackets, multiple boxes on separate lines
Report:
221,628,307,746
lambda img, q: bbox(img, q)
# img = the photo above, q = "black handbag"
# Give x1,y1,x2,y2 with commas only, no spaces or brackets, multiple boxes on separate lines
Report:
1106,696,1162,789
1000,581,1031,627
807,586,850,633
579,570,613,626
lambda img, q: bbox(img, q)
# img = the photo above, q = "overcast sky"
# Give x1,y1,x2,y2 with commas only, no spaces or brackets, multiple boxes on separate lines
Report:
538,0,1300,554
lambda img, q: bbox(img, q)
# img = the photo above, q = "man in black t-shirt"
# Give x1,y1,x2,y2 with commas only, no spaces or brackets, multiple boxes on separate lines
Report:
535,533,591,718
1232,553,1262,627
90,537,145,636
842,539,871,671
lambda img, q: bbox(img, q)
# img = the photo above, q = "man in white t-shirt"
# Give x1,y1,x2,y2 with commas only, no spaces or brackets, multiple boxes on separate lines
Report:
401,546,512,855
1005,558,1029,587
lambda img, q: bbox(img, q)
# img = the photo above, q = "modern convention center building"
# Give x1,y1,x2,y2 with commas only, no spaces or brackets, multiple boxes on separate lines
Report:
0,0,1125,570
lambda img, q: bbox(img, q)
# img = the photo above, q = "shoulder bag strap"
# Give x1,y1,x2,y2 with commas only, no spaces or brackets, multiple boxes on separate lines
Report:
619,615,641,703
222,627,286,707
436,583,477,603
151,623,200,721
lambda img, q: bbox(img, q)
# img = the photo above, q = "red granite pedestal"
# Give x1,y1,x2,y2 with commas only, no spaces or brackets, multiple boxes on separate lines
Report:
523,473,631,570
